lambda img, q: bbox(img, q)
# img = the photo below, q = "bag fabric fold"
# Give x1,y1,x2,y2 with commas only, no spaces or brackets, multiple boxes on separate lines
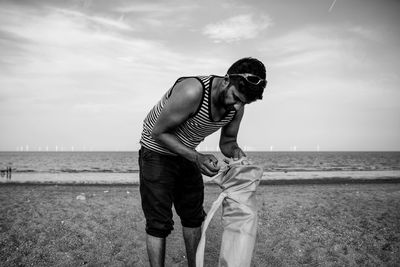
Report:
196,159,263,267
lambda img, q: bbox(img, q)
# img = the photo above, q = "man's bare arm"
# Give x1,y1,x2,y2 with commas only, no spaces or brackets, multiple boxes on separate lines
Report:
151,78,220,176
219,107,246,159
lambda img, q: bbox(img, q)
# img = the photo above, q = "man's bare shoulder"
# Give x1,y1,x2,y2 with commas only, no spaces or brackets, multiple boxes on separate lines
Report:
170,77,203,103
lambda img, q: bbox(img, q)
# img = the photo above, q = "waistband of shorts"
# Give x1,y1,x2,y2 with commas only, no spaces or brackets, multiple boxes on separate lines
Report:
142,146,202,165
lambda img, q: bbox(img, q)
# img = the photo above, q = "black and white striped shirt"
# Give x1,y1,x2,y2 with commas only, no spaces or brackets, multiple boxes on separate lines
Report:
140,75,236,155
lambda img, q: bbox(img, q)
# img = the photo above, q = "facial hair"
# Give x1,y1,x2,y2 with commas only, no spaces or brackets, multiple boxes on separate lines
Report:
219,88,234,111
225,89,238,111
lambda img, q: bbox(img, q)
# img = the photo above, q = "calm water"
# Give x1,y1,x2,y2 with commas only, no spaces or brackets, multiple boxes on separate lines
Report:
1,151,400,173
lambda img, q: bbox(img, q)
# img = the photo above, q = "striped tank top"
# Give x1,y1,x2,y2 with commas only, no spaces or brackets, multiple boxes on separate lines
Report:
140,75,237,155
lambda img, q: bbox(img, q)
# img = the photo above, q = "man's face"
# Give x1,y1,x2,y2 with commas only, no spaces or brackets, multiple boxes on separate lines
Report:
223,84,250,111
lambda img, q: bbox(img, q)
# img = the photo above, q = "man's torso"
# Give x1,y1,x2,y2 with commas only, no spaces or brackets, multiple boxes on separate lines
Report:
140,75,236,155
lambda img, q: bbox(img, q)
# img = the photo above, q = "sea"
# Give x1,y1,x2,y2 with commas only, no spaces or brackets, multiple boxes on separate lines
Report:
1,151,400,184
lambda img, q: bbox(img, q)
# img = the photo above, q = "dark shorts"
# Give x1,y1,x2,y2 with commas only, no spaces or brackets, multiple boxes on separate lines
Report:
139,146,206,238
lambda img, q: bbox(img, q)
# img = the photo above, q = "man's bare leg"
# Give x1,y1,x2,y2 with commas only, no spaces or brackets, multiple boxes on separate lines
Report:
146,234,166,267
183,226,201,267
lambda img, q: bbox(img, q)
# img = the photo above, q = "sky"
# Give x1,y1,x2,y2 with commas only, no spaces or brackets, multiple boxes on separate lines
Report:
0,0,399,152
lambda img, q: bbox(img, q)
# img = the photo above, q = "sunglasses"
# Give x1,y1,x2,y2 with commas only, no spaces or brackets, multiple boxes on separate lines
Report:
229,73,267,86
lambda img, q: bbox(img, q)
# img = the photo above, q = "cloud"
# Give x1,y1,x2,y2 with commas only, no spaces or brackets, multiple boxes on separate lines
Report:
267,27,340,55
114,2,198,29
0,7,133,49
348,26,379,42
202,14,272,43
54,8,133,31
115,2,197,14
0,5,180,73
0,2,231,116
0,2,232,77
259,26,364,70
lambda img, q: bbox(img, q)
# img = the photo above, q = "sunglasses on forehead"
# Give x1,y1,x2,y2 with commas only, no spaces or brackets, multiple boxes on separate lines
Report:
229,73,267,86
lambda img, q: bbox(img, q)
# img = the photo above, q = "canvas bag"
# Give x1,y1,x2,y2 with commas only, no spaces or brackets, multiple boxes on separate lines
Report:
196,159,263,267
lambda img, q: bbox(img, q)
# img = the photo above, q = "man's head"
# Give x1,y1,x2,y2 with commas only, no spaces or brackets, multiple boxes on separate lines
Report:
226,57,267,103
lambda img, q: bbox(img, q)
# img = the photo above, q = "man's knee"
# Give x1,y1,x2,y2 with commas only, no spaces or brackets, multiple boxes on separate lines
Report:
180,211,206,228
146,221,174,238
175,189,206,228
146,228,171,239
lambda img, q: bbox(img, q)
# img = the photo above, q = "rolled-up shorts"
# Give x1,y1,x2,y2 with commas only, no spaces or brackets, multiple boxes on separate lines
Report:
139,146,206,238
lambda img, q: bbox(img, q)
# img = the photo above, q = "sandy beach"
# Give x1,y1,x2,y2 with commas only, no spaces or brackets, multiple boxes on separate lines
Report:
1,183,399,266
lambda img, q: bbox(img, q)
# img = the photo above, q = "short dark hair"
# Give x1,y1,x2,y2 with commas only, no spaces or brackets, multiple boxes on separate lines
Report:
227,57,266,102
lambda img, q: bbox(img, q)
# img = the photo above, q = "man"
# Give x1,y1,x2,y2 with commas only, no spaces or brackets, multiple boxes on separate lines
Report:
139,57,267,267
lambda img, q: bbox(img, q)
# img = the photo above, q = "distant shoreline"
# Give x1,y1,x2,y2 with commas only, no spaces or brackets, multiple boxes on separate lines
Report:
1,179,400,187
1,170,399,186
1,150,400,152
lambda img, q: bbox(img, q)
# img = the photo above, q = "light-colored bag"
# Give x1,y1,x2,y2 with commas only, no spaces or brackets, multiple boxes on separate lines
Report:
196,159,263,267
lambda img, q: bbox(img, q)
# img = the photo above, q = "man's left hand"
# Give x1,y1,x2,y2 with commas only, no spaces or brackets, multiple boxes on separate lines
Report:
233,147,246,161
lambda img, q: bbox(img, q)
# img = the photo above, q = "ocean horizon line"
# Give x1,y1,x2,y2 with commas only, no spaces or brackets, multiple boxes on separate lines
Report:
1,177,400,187
1,170,399,185
1,150,400,153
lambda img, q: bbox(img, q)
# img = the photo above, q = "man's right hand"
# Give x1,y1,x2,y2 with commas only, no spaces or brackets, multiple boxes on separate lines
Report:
194,153,220,177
